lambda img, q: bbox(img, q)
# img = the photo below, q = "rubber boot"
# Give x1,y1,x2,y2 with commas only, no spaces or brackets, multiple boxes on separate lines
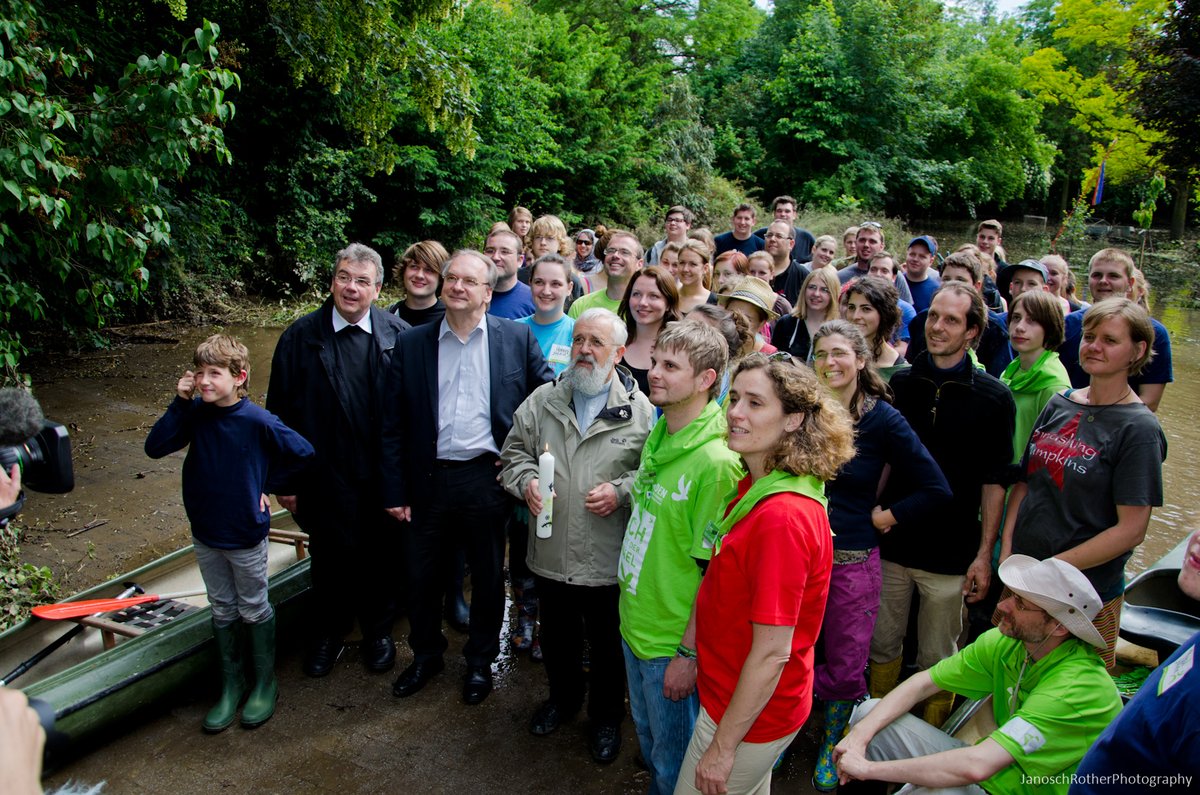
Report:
241,614,278,728
921,690,955,729
868,657,902,699
813,699,855,792
203,620,245,733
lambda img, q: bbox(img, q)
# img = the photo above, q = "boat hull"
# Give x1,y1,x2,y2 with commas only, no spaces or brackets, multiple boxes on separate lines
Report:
0,514,311,751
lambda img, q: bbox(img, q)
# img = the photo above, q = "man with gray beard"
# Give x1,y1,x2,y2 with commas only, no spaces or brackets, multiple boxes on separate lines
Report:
500,308,656,764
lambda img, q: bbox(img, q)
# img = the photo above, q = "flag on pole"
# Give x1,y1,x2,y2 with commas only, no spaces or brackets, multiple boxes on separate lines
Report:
1092,159,1106,206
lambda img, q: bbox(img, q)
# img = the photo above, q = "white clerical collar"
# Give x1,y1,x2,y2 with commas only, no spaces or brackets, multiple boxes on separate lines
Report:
332,306,373,334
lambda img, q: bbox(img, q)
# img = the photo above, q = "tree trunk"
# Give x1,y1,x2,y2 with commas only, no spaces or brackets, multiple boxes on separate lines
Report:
1059,178,1071,217
1170,178,1189,239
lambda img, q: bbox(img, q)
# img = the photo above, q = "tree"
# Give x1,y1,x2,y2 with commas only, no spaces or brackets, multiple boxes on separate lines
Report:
0,1,237,381
1128,0,1199,236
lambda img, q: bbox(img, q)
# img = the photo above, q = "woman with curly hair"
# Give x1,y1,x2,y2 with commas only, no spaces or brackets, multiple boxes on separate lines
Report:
809,320,950,791
676,353,856,795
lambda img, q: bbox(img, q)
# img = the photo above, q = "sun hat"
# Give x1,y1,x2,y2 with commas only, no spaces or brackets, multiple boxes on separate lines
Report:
998,555,1106,648
717,277,779,322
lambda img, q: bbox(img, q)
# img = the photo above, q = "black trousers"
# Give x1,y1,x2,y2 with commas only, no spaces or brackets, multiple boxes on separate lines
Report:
536,576,625,725
296,490,400,643
404,456,510,667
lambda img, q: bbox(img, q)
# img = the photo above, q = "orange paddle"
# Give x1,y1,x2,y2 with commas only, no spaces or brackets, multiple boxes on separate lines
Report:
32,589,208,620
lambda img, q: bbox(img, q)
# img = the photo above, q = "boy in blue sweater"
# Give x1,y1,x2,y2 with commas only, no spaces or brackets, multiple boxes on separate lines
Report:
145,334,313,732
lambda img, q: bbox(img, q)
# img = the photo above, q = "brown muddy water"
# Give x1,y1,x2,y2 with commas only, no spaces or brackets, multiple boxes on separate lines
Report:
17,304,1200,794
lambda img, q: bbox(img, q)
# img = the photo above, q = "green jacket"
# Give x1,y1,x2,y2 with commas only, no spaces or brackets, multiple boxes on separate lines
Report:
617,400,744,659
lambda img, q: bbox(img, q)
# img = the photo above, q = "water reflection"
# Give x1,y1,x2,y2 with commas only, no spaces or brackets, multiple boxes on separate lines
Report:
1130,304,1200,573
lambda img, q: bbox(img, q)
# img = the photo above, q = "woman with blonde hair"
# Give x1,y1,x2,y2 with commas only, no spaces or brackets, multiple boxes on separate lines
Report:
810,235,839,270
508,206,533,241
528,215,585,306
677,238,717,314
771,268,840,362
678,354,855,795
1001,298,1167,669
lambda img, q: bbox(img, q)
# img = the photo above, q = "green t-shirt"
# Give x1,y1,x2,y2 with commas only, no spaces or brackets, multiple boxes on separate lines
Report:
567,288,622,319
929,628,1122,795
617,401,743,659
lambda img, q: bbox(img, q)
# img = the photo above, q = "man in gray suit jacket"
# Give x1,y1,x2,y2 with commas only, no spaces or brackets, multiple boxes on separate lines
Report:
382,249,552,705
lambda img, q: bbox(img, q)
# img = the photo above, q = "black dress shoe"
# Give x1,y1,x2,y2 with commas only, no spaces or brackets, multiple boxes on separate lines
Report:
303,637,345,678
462,665,493,705
363,636,396,673
589,723,621,764
392,658,444,698
529,700,575,736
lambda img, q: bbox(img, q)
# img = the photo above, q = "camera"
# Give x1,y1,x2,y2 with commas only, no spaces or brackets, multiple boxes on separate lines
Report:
0,422,74,494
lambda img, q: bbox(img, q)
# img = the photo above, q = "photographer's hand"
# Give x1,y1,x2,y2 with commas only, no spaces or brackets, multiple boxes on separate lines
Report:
0,687,45,795
0,463,20,511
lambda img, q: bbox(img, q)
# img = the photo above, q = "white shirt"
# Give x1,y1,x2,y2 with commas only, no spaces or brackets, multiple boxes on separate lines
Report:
436,315,496,460
331,306,374,335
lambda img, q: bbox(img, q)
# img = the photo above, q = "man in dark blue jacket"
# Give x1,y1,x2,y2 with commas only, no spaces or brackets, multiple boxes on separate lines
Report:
382,249,553,705
873,283,1016,728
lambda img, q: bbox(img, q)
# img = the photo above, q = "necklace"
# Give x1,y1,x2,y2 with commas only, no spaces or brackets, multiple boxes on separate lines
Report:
1085,385,1133,423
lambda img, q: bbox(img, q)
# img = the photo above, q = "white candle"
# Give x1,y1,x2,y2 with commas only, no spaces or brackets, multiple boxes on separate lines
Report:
537,444,554,539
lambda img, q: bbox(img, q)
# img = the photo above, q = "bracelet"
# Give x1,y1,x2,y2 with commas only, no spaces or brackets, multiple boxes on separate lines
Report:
675,643,697,659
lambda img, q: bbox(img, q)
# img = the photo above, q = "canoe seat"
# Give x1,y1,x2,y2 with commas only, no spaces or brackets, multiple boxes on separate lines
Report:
74,599,201,650
268,528,309,560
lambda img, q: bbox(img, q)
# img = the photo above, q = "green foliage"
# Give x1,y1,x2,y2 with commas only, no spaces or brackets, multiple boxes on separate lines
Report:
0,1,237,372
703,0,1053,215
1,522,58,631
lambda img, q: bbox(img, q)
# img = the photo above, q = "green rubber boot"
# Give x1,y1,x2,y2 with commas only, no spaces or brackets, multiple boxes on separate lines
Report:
203,620,245,733
241,614,278,728
813,699,855,792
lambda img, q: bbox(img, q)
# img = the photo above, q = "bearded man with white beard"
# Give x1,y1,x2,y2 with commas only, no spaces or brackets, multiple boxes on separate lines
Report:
499,307,656,763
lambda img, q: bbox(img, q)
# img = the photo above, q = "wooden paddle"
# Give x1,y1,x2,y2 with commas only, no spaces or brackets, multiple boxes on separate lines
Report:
32,589,208,621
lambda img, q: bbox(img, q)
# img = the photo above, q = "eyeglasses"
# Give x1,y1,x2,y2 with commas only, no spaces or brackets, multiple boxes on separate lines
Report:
444,274,485,289
860,221,883,230
483,247,518,257
605,247,637,259
571,335,611,348
665,216,686,225
767,351,796,364
764,232,793,241
334,272,375,289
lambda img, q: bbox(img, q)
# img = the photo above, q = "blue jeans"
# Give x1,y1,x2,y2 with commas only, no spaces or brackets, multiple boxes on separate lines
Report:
623,639,698,795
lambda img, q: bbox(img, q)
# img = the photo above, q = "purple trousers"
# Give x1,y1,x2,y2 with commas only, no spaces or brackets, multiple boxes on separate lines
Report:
814,547,882,702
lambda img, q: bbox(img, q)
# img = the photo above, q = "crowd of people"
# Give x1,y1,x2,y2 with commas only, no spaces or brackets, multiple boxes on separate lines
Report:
9,198,1193,795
